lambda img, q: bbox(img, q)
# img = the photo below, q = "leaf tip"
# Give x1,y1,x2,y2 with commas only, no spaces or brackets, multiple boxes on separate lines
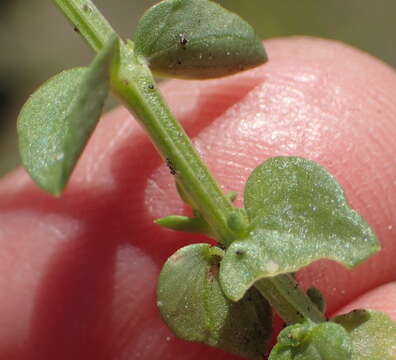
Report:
35,174,67,197
49,187,64,198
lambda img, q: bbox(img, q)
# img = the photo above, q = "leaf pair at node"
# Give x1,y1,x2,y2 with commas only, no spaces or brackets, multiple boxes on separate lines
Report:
157,156,379,358
270,310,396,360
270,320,352,359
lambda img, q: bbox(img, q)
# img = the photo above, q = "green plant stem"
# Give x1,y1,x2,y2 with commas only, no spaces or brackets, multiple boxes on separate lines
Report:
255,275,325,324
112,45,238,245
52,0,238,245
52,0,117,52
52,0,326,327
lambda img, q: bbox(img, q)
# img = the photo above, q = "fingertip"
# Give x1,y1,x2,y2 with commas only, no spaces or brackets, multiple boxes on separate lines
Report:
334,282,396,322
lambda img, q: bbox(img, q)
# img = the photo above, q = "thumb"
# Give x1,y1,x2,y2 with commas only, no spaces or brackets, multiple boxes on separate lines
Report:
0,37,395,359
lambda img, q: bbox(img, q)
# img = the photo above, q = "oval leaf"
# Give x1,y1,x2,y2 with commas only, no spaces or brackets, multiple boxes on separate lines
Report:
220,157,378,300
244,157,379,268
269,321,352,360
133,0,267,79
333,310,396,359
157,243,272,359
18,36,118,195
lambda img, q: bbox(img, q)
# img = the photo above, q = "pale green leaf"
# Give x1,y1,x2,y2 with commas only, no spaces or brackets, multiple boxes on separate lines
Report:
133,0,267,79
154,215,211,234
220,157,379,300
157,243,272,359
269,321,352,360
333,310,396,359
18,36,118,195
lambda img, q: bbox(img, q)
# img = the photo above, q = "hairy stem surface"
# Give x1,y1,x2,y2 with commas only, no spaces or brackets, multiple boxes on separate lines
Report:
256,275,326,324
52,0,117,52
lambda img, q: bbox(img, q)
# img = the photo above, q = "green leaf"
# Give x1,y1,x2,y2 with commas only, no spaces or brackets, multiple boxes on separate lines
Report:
333,310,396,359
18,36,118,195
133,0,267,79
269,321,352,360
154,215,211,234
157,243,272,359
220,157,379,300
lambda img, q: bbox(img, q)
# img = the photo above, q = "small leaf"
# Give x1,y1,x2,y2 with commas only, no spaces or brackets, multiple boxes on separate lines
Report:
269,321,352,360
157,243,272,359
133,0,267,79
220,157,379,300
226,208,250,236
333,310,396,359
18,36,118,195
154,215,211,234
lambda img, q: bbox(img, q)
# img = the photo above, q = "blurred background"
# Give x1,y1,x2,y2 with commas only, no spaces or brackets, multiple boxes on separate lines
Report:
0,0,395,176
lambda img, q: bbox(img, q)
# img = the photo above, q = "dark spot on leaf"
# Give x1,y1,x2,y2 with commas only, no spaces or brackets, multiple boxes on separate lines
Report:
218,243,226,250
148,84,154,90
83,4,91,12
179,33,188,48
166,158,176,175
236,250,245,256
73,26,80,34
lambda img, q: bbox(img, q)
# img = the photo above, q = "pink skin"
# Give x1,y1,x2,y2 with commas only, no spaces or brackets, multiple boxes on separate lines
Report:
0,37,395,359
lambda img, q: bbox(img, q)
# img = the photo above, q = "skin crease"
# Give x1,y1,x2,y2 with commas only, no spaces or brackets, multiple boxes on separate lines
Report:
0,37,395,359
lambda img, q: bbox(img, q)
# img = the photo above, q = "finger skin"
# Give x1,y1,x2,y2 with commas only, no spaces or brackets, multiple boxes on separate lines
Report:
336,282,396,322
0,37,395,359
